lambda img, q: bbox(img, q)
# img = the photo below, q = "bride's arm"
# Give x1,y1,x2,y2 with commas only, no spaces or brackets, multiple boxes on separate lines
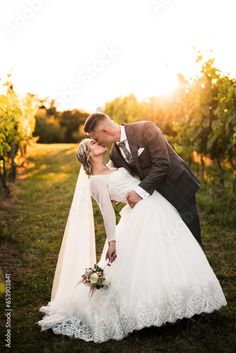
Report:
89,177,116,243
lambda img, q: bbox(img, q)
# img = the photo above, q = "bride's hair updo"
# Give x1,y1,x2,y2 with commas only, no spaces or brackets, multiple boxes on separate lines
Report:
76,139,93,176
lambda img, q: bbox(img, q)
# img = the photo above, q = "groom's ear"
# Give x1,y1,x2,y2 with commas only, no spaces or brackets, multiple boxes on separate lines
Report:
102,128,109,135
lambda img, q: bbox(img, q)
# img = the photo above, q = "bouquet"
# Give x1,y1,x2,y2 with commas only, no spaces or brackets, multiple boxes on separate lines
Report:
76,258,111,299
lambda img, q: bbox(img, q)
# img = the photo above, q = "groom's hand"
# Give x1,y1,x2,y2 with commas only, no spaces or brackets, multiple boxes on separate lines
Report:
126,191,142,208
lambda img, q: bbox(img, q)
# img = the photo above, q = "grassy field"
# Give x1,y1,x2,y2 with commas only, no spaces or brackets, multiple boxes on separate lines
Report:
0,143,235,353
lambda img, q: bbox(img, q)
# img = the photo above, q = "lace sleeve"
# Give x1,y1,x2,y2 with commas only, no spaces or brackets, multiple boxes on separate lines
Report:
89,176,116,242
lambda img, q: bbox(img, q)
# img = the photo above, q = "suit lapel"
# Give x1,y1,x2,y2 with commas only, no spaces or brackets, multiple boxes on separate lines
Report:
122,124,144,179
109,123,144,179
111,143,134,174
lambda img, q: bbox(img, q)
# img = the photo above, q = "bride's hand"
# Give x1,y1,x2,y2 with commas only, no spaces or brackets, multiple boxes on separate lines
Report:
106,241,117,263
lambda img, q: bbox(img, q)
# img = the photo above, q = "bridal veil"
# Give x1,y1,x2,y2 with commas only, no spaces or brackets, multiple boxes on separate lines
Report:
50,165,96,301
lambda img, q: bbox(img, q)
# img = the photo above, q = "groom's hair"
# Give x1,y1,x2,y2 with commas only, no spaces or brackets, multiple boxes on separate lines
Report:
83,112,111,133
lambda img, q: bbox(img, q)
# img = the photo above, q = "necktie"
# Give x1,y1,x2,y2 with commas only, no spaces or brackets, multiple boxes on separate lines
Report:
118,141,135,165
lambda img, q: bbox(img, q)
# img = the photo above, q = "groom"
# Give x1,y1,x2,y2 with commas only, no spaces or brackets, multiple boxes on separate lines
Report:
83,112,203,249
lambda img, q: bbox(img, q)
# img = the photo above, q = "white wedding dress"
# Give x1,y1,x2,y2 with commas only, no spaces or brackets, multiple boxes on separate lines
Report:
37,167,227,343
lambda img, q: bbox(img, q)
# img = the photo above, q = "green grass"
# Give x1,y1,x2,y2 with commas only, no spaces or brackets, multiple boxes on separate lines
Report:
0,143,235,353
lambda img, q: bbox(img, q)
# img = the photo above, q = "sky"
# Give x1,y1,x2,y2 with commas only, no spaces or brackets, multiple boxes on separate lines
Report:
0,0,236,112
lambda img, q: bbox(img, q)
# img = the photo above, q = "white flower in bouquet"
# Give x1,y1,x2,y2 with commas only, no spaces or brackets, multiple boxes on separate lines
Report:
75,259,112,299
90,273,99,284
103,276,110,286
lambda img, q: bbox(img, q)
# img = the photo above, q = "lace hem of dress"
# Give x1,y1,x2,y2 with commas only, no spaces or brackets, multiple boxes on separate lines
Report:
36,281,227,343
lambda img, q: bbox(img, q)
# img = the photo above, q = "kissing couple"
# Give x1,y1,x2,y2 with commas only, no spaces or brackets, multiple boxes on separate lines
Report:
37,112,227,343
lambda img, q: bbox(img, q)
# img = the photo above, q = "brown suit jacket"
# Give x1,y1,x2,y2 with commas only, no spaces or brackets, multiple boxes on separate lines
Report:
109,121,200,210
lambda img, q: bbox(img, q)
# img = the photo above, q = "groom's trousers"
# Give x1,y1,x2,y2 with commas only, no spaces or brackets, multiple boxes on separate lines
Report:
177,195,204,250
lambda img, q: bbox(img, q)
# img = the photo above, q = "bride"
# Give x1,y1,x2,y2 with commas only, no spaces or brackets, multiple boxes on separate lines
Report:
36,138,227,343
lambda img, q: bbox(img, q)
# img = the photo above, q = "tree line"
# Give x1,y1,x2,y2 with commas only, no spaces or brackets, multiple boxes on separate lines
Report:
0,55,235,196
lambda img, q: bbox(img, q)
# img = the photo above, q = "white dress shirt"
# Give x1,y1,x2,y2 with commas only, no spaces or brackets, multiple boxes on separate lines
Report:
115,125,150,199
